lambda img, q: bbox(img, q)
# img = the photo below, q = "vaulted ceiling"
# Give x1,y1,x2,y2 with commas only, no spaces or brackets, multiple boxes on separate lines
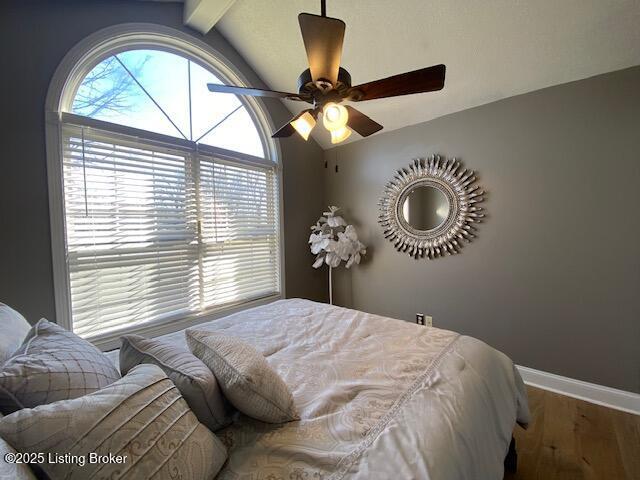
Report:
189,0,640,149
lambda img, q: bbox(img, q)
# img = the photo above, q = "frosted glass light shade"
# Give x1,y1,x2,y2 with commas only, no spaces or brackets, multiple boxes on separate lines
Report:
291,111,316,140
322,103,348,131
330,126,352,144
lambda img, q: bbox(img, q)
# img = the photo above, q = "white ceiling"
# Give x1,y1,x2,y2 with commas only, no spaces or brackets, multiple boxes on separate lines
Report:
215,0,640,149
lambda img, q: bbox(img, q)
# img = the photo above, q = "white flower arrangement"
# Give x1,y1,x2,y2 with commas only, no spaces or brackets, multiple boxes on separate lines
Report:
309,206,366,304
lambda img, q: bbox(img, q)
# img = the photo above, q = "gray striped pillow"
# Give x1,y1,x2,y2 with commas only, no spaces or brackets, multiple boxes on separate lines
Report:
0,364,227,480
119,334,232,431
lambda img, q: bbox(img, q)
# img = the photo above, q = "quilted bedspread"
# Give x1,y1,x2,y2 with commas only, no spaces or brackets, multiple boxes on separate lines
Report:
108,299,530,480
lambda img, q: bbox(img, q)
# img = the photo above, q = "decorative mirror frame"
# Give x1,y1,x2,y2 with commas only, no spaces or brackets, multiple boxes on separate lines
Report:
378,154,485,259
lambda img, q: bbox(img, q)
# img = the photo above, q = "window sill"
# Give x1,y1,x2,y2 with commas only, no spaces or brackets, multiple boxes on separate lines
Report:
91,294,283,352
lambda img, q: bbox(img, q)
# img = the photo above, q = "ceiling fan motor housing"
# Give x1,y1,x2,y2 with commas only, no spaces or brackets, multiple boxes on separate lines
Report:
297,67,352,104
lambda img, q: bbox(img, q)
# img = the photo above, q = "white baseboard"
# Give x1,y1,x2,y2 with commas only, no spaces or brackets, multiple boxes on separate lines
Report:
516,365,640,416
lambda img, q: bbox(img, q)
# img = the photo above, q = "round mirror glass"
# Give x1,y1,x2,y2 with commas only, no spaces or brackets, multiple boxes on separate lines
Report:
402,186,450,231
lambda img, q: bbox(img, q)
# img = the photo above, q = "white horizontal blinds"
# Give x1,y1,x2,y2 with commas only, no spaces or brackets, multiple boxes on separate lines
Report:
62,125,199,338
198,155,280,308
61,122,280,339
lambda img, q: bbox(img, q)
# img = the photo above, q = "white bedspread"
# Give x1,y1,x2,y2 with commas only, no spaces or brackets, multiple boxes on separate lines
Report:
107,299,529,480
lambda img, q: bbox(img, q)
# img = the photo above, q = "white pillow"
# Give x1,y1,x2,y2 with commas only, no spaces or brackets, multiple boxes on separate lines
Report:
186,329,299,423
0,303,31,365
0,364,227,480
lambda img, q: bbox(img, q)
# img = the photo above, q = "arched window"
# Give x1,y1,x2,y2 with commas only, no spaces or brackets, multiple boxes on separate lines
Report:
46,25,282,346
71,49,264,157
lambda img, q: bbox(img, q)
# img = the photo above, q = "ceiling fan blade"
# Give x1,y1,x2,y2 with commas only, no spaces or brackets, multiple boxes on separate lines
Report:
207,83,307,101
345,106,383,137
348,64,446,101
298,13,345,85
271,122,296,138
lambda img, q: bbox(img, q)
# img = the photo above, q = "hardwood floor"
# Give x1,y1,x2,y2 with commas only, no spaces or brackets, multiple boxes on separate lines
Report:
505,386,640,480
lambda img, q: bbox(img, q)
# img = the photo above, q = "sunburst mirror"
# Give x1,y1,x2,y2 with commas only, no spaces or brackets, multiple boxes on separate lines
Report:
378,155,485,259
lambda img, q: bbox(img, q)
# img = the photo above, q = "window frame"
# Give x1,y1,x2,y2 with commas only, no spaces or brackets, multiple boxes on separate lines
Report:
45,24,285,350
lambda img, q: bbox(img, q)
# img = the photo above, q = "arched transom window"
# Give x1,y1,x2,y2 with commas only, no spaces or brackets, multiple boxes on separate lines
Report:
47,26,281,345
71,49,264,157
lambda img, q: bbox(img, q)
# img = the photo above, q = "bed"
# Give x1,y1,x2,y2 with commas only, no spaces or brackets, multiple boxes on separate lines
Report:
107,298,530,480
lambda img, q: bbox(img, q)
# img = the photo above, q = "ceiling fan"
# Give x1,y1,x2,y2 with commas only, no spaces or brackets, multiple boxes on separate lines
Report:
207,0,446,145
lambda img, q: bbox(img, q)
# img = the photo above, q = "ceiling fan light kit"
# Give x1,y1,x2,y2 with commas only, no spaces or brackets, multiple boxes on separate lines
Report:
291,111,316,140
322,102,348,129
330,126,352,144
206,0,446,145
322,102,353,144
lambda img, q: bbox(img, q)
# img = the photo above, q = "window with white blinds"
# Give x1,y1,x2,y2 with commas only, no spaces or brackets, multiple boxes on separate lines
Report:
61,124,280,339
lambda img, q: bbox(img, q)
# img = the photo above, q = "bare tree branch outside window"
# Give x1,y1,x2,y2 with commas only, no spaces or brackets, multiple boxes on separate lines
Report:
72,55,150,118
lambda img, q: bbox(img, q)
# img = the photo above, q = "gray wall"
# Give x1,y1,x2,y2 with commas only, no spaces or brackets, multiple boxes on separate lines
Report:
325,66,640,393
0,0,327,324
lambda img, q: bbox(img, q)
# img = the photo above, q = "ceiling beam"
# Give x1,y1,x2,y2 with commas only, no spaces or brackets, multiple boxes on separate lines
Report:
184,0,237,34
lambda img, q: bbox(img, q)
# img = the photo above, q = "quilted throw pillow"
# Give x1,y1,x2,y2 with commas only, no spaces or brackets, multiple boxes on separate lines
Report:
0,364,227,480
186,329,299,423
119,334,232,431
0,319,120,414
0,303,32,365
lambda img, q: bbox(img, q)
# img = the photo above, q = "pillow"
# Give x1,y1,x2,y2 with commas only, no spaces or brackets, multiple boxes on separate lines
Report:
0,303,31,365
186,329,298,423
119,334,232,431
0,364,227,480
1,411,38,480
0,319,120,414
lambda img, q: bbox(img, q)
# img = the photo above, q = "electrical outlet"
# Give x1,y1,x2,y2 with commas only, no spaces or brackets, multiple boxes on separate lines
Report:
424,315,433,327
416,313,425,326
